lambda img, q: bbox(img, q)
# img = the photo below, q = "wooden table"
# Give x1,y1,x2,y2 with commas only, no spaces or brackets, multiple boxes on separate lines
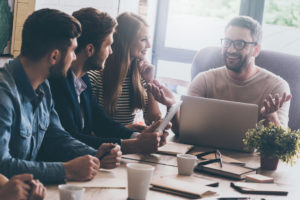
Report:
45,146,300,199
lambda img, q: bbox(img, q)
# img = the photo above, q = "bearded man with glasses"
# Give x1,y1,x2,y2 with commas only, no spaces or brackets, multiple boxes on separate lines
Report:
188,16,291,127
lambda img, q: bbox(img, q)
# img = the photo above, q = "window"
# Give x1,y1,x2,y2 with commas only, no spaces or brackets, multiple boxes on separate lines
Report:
153,0,240,95
166,0,240,50
262,0,300,56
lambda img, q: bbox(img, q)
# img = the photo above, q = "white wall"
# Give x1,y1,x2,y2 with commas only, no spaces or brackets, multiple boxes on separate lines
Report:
35,0,139,17
145,0,158,62
119,0,139,14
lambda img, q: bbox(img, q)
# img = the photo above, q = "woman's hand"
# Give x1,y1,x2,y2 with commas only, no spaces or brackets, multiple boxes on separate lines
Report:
147,80,176,107
137,59,155,83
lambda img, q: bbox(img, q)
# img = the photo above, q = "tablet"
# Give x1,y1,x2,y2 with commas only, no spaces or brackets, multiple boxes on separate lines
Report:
157,101,182,132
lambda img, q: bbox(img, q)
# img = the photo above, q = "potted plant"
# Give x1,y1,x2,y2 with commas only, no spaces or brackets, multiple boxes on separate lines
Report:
243,121,300,170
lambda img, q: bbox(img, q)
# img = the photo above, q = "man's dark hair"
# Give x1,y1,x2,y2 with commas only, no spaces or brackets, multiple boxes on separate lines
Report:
20,8,81,60
72,7,117,54
225,16,262,44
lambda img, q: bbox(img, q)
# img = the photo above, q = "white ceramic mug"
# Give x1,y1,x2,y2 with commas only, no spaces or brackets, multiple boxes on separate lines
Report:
58,184,85,200
177,154,197,176
127,163,154,200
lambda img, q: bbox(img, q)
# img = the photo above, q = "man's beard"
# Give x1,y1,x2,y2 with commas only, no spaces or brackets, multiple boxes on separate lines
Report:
224,52,250,73
49,57,68,78
83,53,104,71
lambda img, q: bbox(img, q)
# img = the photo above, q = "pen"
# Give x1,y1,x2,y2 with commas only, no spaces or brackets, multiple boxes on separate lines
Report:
216,149,223,168
99,145,116,160
217,197,250,200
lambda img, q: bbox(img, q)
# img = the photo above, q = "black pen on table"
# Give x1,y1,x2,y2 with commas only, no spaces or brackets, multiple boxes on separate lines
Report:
99,144,116,160
217,197,251,200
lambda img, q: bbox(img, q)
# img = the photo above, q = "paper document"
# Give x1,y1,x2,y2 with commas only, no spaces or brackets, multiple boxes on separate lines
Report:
68,168,126,188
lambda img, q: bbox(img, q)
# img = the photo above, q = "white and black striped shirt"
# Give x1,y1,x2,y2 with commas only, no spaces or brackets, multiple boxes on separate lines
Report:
88,69,148,125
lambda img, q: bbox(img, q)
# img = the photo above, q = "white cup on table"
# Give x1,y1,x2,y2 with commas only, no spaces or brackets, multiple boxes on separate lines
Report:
58,184,85,200
127,163,154,200
177,154,197,176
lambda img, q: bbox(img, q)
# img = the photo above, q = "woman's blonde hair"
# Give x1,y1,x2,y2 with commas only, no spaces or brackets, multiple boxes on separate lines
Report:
103,12,148,116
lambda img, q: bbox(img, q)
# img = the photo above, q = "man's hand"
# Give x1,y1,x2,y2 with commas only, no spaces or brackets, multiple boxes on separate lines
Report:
0,174,33,200
159,131,169,147
135,120,169,153
137,60,155,83
29,179,46,200
95,143,122,169
125,123,147,132
260,93,292,126
63,155,100,181
148,80,176,107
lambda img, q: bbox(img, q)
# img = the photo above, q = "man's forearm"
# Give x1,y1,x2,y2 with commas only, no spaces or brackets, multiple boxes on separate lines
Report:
0,158,65,184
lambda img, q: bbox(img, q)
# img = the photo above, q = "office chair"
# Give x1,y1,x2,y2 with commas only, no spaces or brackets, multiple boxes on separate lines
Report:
191,46,300,130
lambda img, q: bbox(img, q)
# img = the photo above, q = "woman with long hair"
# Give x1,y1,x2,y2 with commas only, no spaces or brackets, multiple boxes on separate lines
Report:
88,12,161,131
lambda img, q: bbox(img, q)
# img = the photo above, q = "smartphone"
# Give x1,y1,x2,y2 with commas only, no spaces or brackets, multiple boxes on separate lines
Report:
157,101,182,132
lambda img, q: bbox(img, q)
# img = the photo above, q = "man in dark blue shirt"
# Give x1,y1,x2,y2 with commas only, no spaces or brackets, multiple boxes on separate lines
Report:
0,8,121,184
49,8,168,154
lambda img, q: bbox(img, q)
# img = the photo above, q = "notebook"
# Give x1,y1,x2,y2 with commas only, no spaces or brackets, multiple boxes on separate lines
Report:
195,162,256,180
122,153,178,166
157,142,194,156
230,182,288,195
245,174,274,183
151,177,218,199
179,95,258,152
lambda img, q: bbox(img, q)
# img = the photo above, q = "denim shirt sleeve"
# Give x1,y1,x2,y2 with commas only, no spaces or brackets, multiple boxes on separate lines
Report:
0,88,66,184
0,84,97,184
38,104,97,162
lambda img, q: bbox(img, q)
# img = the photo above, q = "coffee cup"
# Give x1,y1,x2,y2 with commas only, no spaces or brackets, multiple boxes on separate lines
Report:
58,184,85,200
127,163,154,200
177,154,197,176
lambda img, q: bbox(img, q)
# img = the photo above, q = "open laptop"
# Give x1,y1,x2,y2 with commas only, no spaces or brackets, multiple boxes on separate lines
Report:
179,95,258,152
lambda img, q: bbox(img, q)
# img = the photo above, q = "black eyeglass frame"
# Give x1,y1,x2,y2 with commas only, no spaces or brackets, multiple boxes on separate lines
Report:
220,38,257,50
195,149,223,168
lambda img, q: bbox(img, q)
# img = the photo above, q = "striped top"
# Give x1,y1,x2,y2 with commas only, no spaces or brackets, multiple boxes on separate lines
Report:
88,69,149,125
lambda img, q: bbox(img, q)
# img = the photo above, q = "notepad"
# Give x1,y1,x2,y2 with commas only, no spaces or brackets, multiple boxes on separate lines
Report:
195,162,256,180
68,168,126,188
122,153,177,166
157,142,194,156
231,182,288,195
245,174,274,183
151,177,218,199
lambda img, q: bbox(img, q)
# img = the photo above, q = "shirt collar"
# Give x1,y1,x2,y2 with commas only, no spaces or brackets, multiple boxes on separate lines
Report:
12,58,45,105
71,70,87,97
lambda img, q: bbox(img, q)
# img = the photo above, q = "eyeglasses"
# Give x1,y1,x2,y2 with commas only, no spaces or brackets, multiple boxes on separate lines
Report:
195,149,223,168
221,38,257,50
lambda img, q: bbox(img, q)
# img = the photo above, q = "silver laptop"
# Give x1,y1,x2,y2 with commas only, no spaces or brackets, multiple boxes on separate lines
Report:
179,95,258,152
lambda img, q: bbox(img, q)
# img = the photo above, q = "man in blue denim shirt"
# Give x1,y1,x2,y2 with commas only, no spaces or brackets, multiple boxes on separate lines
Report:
0,9,122,184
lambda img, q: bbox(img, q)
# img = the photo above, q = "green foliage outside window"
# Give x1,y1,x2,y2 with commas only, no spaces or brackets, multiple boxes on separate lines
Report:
171,0,300,28
264,0,300,27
